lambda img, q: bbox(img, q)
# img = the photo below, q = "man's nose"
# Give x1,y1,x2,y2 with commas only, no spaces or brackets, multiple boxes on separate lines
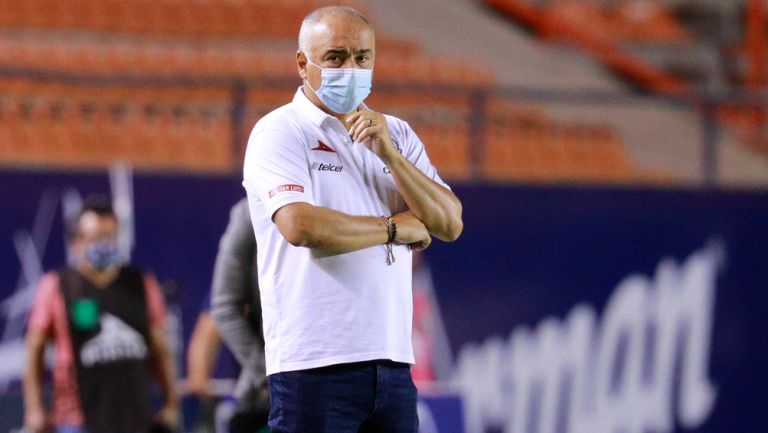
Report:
341,57,358,68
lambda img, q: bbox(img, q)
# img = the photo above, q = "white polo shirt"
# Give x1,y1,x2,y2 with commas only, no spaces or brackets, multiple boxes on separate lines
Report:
242,88,450,375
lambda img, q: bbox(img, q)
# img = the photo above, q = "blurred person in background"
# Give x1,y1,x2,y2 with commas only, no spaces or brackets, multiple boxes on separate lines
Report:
410,251,437,386
242,6,463,433
186,299,223,402
209,198,270,433
23,196,178,433
186,295,230,433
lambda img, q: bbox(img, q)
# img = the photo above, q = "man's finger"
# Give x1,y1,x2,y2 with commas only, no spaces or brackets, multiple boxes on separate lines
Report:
345,109,370,124
356,126,378,143
345,111,362,124
349,118,370,141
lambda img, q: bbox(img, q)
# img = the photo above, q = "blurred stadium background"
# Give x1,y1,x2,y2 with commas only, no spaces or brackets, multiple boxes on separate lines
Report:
1,1,767,432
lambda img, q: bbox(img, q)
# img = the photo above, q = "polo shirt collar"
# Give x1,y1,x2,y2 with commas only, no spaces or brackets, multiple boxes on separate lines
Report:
294,87,332,127
293,87,371,127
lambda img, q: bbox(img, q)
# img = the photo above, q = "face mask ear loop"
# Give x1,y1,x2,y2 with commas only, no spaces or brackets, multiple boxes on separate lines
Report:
303,54,322,94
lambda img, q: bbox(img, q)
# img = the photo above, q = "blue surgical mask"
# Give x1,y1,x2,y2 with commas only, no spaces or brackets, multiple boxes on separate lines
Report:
84,241,123,271
306,58,373,114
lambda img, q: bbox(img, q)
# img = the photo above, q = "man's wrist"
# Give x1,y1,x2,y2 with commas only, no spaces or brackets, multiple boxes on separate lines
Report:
382,148,407,169
378,140,403,165
381,216,397,265
382,216,396,244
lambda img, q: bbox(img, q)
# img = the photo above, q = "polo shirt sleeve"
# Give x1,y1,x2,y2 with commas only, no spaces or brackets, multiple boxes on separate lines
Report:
243,127,315,220
396,120,451,190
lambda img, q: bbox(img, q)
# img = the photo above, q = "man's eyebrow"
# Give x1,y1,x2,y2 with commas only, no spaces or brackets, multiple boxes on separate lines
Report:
323,48,350,56
322,48,373,56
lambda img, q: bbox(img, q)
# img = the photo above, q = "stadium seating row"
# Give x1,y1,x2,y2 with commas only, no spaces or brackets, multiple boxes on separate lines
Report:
0,80,232,172
0,78,646,182
0,0,367,39
0,0,654,182
484,122,638,182
0,34,493,85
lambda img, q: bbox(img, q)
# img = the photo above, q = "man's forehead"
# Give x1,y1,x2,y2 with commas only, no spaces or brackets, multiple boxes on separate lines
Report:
305,15,374,52
79,212,117,233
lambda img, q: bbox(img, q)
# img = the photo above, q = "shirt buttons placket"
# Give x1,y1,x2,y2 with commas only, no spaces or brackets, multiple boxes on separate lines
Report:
341,125,351,144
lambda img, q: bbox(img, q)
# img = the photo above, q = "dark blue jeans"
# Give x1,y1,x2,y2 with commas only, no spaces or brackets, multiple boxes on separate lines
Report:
267,360,419,433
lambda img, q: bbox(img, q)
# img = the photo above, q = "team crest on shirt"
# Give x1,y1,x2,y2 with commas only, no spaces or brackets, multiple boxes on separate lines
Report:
392,138,402,154
381,138,401,175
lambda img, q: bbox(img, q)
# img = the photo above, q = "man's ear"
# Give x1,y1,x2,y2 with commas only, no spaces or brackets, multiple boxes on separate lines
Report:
297,51,308,81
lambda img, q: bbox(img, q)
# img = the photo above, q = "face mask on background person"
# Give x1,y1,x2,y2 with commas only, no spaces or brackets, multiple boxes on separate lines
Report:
84,240,124,271
305,57,373,114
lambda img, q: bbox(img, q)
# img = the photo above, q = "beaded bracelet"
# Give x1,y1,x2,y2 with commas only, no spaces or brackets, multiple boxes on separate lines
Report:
382,216,397,265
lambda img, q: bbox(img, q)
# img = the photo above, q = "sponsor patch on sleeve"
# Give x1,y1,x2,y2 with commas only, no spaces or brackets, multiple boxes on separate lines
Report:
268,184,305,198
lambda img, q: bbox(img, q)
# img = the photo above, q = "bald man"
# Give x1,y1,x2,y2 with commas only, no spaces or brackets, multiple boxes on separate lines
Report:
242,6,463,433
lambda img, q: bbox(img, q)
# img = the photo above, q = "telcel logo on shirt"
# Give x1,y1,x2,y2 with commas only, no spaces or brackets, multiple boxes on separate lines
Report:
317,163,343,173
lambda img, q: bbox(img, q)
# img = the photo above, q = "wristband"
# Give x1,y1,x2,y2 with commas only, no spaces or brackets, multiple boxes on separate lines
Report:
382,216,397,265
385,216,397,243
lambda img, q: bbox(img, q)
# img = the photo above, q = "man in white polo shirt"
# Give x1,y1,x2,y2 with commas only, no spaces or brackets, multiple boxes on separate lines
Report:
242,5,463,433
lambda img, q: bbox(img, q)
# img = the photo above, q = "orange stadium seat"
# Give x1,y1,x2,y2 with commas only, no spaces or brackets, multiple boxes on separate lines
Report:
482,115,639,183
418,124,472,181
185,111,233,172
547,1,612,42
610,0,691,43
487,97,548,123
16,99,52,165
367,92,470,121
50,103,81,165
484,124,529,181
0,97,24,165
246,87,297,116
